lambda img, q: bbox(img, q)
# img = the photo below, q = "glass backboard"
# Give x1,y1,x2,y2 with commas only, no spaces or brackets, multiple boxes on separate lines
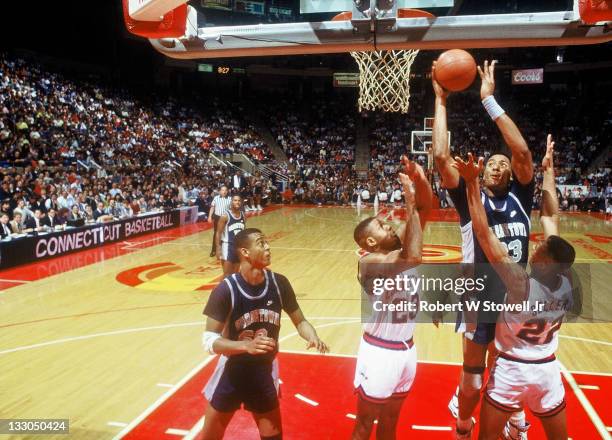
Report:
300,0,454,14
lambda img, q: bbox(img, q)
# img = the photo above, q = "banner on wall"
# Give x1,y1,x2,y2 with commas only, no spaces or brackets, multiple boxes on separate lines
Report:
0,207,197,269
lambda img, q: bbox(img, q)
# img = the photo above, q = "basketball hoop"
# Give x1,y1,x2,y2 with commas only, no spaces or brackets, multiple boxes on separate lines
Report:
333,9,435,114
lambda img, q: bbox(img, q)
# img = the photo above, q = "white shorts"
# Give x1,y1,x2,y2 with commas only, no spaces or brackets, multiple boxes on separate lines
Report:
221,241,229,260
485,354,566,417
354,333,417,402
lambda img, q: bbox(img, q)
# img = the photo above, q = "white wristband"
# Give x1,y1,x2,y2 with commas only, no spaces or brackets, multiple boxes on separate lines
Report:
482,96,505,121
202,331,221,355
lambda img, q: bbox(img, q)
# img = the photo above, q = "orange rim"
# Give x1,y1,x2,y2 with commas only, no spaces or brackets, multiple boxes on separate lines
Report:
332,8,435,21
332,11,352,21
398,8,435,19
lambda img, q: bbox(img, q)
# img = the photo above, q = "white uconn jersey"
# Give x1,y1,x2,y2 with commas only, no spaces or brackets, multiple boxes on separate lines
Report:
363,266,420,342
496,275,573,360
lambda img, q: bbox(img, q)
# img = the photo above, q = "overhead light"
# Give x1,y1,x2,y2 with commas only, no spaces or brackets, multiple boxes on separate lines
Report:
556,47,565,63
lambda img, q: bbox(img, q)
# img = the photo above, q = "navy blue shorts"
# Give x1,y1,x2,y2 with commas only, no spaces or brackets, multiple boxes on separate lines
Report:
204,356,279,413
455,311,497,346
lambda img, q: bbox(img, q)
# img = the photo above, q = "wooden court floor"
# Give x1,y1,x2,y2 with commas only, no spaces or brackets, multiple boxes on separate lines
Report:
0,206,610,439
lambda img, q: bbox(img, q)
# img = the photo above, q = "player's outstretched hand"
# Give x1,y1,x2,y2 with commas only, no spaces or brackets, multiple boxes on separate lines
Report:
542,134,555,171
245,335,276,355
431,61,450,99
477,60,497,100
400,155,422,180
452,153,484,182
399,172,416,206
306,337,329,354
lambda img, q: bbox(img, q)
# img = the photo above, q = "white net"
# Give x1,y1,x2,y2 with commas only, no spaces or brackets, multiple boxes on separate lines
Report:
350,49,419,113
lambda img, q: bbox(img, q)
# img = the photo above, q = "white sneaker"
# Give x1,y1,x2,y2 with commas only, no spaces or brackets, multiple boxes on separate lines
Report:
503,421,530,440
257,205,263,211
245,206,252,212
448,387,459,419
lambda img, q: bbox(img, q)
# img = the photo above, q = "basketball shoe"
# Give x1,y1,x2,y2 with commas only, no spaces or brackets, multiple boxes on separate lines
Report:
503,420,530,440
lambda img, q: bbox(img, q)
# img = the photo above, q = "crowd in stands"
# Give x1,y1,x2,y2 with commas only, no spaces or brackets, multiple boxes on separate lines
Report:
0,54,281,237
0,52,610,239
266,95,357,205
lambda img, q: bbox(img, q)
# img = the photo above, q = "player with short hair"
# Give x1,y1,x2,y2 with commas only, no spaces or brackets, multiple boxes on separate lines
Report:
201,228,329,440
432,60,535,439
215,194,246,276
453,135,573,440
351,157,432,440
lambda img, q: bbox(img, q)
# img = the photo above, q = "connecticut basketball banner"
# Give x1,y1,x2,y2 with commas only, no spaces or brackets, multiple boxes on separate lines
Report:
0,207,197,269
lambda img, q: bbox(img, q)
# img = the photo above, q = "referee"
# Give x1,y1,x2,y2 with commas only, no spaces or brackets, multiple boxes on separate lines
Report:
208,185,230,257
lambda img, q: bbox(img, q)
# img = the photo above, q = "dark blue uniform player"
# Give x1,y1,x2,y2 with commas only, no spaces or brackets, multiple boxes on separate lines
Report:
433,60,535,439
201,228,329,440
215,194,246,276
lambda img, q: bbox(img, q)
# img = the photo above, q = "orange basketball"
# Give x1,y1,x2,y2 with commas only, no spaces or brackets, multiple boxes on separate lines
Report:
434,49,477,92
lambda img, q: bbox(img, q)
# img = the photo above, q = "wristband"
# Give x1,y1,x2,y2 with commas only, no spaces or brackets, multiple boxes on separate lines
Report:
202,331,221,354
482,95,505,121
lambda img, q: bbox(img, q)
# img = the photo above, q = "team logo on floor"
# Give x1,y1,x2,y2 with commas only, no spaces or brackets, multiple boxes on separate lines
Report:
115,232,292,292
356,244,462,263
116,262,224,292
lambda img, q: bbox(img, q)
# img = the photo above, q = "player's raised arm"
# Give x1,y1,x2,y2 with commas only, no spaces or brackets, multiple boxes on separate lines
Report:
540,134,560,238
432,61,460,190
478,60,533,185
453,154,528,304
398,172,423,264
401,156,432,229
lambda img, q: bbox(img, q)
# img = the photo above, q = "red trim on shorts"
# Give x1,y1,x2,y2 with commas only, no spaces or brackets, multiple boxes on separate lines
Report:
391,390,410,399
498,352,556,364
532,400,566,418
484,392,521,413
355,386,392,404
363,333,414,351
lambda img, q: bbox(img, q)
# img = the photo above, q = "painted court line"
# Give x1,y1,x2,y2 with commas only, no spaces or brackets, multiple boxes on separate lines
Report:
0,318,359,355
165,428,190,436
111,355,218,440
295,393,319,406
412,425,452,431
115,319,358,440
578,385,600,390
558,360,610,439
559,335,612,347
0,278,30,283
0,322,202,355
567,370,612,378
183,417,205,440
156,383,175,388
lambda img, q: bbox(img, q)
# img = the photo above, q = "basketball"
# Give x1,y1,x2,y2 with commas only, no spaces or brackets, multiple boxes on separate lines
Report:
434,49,478,92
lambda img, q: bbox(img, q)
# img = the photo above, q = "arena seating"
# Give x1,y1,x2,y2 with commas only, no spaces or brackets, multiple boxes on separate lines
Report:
0,54,609,217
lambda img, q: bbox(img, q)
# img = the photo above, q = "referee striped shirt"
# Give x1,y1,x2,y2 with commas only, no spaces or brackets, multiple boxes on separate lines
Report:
212,195,231,216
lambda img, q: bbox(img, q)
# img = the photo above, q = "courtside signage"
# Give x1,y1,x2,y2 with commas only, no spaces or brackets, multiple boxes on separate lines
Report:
512,68,544,85
0,207,197,269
